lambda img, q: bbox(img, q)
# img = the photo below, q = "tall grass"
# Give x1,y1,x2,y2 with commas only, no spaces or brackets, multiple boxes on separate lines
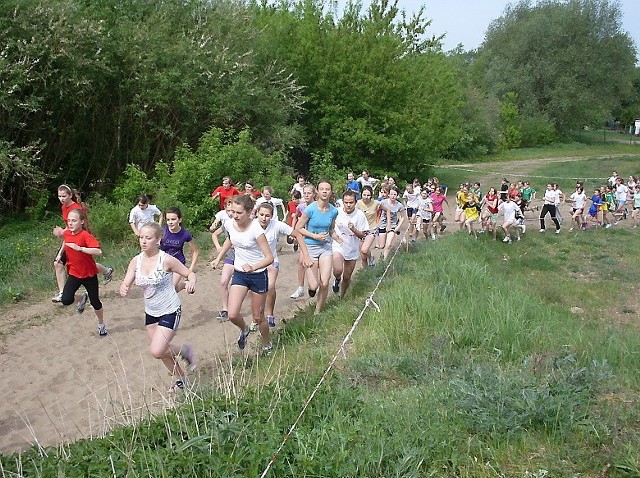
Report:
3,224,640,476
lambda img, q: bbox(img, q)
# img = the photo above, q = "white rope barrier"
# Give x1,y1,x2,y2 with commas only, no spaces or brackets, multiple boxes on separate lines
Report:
258,231,408,478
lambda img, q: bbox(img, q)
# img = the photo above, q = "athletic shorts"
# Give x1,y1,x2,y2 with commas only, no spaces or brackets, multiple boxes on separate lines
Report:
231,269,268,293
362,229,378,237
145,306,182,331
305,242,333,259
406,207,416,218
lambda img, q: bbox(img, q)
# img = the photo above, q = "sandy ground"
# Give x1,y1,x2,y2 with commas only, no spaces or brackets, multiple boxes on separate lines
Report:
0,245,314,454
1,154,632,454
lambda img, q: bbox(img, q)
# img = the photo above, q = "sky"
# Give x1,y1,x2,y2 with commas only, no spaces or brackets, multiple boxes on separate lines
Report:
393,0,640,54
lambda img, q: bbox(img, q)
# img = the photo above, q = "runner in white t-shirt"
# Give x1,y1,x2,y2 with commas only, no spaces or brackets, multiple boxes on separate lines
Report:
331,190,369,297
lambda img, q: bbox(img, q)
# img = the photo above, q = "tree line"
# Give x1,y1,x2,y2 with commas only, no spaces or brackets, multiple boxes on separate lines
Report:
1,0,637,214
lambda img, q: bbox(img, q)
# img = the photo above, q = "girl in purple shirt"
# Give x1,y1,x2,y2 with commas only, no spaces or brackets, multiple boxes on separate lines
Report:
160,207,200,291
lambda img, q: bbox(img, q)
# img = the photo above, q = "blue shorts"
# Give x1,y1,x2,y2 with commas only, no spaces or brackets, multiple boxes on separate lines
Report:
231,269,268,293
406,207,416,218
145,306,182,331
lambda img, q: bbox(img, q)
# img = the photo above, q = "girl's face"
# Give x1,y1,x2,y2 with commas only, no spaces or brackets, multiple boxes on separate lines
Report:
257,207,273,228
420,190,428,199
222,178,231,190
225,201,234,216
362,189,372,201
317,182,332,201
388,177,395,186
67,211,84,233
165,212,181,231
139,226,160,251
138,201,149,210
406,184,413,193
379,190,388,200
343,195,356,214
262,189,272,200
489,188,496,195
389,189,398,202
347,172,354,180
58,189,72,206
230,203,251,225
303,188,315,203
298,177,305,185
244,184,254,193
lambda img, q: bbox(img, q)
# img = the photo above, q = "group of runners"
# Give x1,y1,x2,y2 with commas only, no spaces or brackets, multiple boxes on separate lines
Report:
49,169,639,391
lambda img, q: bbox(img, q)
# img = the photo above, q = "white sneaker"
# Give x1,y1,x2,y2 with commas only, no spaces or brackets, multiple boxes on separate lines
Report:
555,229,561,234
520,224,526,233
502,236,510,242
539,229,545,233
290,287,305,300
51,292,63,303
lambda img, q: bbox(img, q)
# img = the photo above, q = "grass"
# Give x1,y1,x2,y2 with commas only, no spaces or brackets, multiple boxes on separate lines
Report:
3,220,640,476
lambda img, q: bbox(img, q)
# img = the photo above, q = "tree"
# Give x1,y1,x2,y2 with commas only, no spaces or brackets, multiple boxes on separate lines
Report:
476,0,636,133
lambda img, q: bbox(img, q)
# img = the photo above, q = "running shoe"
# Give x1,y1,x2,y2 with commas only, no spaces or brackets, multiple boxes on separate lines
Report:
77,292,89,314
290,287,305,300
539,229,545,233
51,292,63,303
555,229,561,234
286,236,294,244
181,344,197,371
98,324,108,337
440,224,447,232
308,288,317,298
293,243,299,252
624,209,628,219
238,328,250,350
605,223,612,229
431,234,436,240
249,321,258,332
502,236,510,243
267,315,276,327
216,310,229,320
103,267,114,285
168,379,185,393
332,278,341,293
520,224,526,233
368,255,377,267
262,343,273,356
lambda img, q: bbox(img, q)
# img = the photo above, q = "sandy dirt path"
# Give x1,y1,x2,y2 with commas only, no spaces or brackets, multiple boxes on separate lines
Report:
0,245,313,454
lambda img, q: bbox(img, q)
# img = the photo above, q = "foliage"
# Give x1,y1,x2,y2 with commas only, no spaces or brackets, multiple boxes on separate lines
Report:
476,0,636,133
0,140,47,215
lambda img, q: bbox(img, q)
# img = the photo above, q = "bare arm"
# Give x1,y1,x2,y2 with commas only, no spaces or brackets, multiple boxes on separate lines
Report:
119,257,137,297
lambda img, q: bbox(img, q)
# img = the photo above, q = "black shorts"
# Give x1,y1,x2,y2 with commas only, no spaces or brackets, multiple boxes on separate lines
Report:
145,307,182,331
231,269,268,294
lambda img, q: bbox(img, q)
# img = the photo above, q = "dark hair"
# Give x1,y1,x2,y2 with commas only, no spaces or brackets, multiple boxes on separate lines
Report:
361,185,374,196
342,189,357,200
245,179,254,187
317,179,333,190
292,190,302,200
231,194,255,212
165,206,182,219
136,194,151,205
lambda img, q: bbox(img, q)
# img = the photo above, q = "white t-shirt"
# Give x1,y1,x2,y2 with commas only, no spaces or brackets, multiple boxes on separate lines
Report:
416,197,432,219
332,208,368,261
616,184,629,202
261,219,293,262
227,220,268,272
129,204,161,231
543,189,556,205
498,201,519,223
357,176,378,188
255,197,285,221
403,190,420,209
554,190,563,206
570,191,586,210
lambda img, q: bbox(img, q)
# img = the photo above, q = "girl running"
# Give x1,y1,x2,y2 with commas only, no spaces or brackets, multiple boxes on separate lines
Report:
415,188,433,240
356,185,388,267
60,209,108,337
128,195,162,237
295,180,339,314
210,195,274,352
403,183,420,241
160,207,200,290
378,186,406,259
52,184,113,302
568,186,586,231
539,184,561,233
429,187,449,240
290,184,316,299
480,187,499,240
120,222,197,392
254,202,312,330
211,203,235,320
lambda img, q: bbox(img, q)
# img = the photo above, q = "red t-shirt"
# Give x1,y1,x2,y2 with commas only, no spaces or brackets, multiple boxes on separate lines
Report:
211,186,240,210
62,229,100,278
61,202,84,224
287,200,298,226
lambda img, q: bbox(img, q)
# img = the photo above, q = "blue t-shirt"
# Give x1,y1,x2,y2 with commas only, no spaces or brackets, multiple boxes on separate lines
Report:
346,180,360,193
588,195,603,216
160,226,193,264
303,202,338,246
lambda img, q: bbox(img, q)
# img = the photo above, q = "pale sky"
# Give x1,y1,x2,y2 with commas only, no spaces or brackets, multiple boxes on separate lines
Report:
412,0,640,54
